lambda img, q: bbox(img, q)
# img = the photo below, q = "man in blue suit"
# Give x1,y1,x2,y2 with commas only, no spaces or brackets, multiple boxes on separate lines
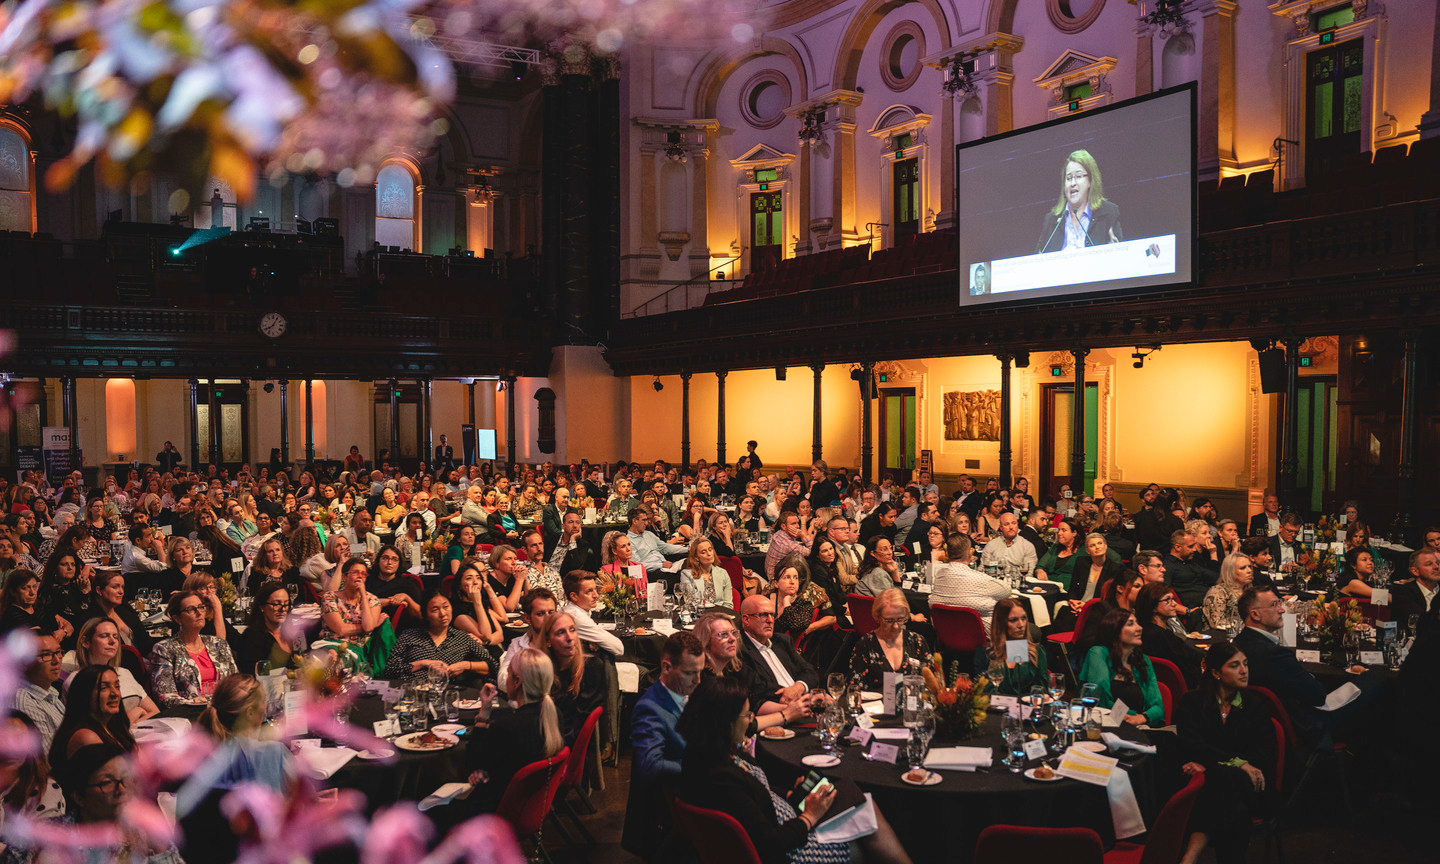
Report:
622,631,705,860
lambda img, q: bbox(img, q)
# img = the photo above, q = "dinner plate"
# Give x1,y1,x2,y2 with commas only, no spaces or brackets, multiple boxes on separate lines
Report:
455,699,484,710
1073,741,1107,753
431,723,467,736
759,728,796,741
394,731,458,752
901,769,942,786
801,754,841,768
860,691,882,702
357,748,395,760
1024,768,1062,782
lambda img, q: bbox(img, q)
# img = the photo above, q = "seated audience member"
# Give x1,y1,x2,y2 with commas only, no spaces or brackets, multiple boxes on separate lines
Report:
1080,608,1165,726
979,513,1037,573
1,569,72,641
464,648,565,813
625,508,688,579
176,674,296,864
1176,642,1274,864
854,536,903,597
738,592,819,709
89,571,153,656
858,502,899,547
676,675,912,864
598,530,643,590
1265,514,1307,585
52,743,185,863
1248,493,1281,538
318,556,386,654
1238,536,1275,587
485,544,530,615
850,589,934,693
149,591,240,707
693,612,808,732
11,630,66,752
973,597,1049,696
1165,529,1214,610
49,665,136,776
39,551,96,640
445,525,484,577
384,591,494,685
930,534,1009,635
1336,546,1377,599
538,611,606,743
623,631,706,860
237,581,303,675
155,536,201,598
63,618,159,723
497,588,558,691
679,537,734,608
1203,553,1255,633
560,571,624,657
449,558,504,647
1067,533,1128,614
771,553,836,649
765,511,814,582
365,545,423,622
1392,549,1439,629
1233,585,1379,746
120,522,167,577
181,572,227,641
0,713,66,827
1135,582,1204,688
546,511,591,591
1034,518,1083,591
1077,570,1144,651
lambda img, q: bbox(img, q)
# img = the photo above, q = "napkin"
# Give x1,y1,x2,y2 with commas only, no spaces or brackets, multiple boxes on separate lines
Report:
1320,682,1361,712
1101,732,1157,755
297,746,358,780
616,661,641,694
407,565,424,575
1055,746,1146,839
133,717,192,743
418,782,474,811
923,746,992,772
812,793,879,844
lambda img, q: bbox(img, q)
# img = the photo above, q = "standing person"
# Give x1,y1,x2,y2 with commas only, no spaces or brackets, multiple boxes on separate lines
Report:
156,441,183,474
1175,642,1274,864
1033,150,1123,253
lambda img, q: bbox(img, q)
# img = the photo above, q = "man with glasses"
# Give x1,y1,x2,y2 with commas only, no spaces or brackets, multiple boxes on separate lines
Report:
11,631,65,750
738,594,819,709
497,588,558,690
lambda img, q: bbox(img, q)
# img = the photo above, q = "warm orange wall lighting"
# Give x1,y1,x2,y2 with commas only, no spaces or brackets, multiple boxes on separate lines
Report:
104,379,137,460
310,381,328,458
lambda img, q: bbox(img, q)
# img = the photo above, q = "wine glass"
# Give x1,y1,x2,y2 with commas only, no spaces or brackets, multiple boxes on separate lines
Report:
985,661,1005,695
1048,671,1065,704
827,673,847,701
822,705,845,756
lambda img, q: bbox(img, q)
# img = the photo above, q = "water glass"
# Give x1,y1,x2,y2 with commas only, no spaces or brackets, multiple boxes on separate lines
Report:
985,661,1005,694
444,688,460,723
1030,685,1049,722
906,728,929,771
1002,713,1025,772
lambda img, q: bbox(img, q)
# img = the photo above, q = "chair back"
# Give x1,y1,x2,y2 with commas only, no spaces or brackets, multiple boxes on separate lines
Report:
1248,686,1298,748
1156,681,1172,726
1148,655,1187,700
846,593,877,635
1070,598,1103,643
1137,772,1205,864
931,604,988,652
561,706,604,790
718,554,744,585
668,796,763,864
389,603,405,629
497,748,570,838
1269,717,1286,792
975,825,1103,864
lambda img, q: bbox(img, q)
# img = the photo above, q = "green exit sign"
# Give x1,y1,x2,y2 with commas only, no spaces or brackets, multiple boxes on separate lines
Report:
879,373,889,383
1068,100,1080,112
1319,31,1334,44
1299,356,1313,367
1051,366,1064,377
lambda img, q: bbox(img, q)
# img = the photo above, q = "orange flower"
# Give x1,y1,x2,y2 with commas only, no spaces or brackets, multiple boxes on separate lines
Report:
937,690,958,706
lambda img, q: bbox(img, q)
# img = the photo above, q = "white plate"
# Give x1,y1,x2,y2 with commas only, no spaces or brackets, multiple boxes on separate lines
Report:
1024,768,1062,782
455,699,483,710
357,748,395,760
394,731,458,752
431,723,467,736
1073,741,1106,753
801,754,841,768
759,728,796,741
860,691,882,702
901,769,942,786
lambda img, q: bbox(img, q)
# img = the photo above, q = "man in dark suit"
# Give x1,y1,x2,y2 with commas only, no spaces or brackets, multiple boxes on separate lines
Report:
738,594,820,710
954,474,983,520
1248,492,1282,537
1266,513,1307,584
541,487,570,557
1391,549,1439,630
546,509,593,575
433,434,455,473
1132,484,1181,551
623,632,705,861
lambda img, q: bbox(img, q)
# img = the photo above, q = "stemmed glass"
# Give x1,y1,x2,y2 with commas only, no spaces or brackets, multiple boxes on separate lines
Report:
985,661,1005,700
821,703,845,757
1048,671,1065,705
827,673,847,701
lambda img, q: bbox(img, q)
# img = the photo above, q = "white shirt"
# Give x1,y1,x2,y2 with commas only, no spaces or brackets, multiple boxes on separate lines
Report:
1279,542,1296,567
561,601,624,657
1245,625,1281,645
121,542,164,573
930,562,1011,635
743,631,796,690
496,631,532,690
980,534,1038,572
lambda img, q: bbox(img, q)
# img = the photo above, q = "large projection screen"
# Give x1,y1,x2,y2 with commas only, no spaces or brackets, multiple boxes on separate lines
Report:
957,85,1196,306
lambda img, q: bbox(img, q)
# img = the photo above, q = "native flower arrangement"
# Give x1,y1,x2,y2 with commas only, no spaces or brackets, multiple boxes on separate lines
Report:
927,653,991,740
1309,597,1362,657
217,573,238,618
600,575,643,615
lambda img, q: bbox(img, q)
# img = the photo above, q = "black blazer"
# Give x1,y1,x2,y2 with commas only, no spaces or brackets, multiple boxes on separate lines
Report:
466,702,551,812
1390,581,1436,626
1141,621,1205,688
679,757,809,864
1248,513,1277,537
1133,507,1182,554
1175,688,1274,773
1233,627,1326,741
739,632,819,706
1035,199,1122,254
1069,558,1127,603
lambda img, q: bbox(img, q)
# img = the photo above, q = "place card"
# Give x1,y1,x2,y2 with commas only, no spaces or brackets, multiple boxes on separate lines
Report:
584,506,597,523
647,582,665,612
991,695,1019,712
847,726,873,746
1006,639,1030,665
868,742,899,764
372,718,400,738
1335,529,1347,543
231,557,245,574
1295,649,1322,663
627,564,645,584
882,672,897,715
1313,542,1329,552
856,711,876,729
911,542,923,557
1359,650,1383,666
1370,588,1389,607
1281,613,1297,648
285,691,308,735
1108,698,1130,727
159,524,173,536
1023,738,1049,760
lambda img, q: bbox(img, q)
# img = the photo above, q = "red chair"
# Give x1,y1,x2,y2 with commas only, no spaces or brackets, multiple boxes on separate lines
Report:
1249,685,1350,814
793,607,821,654
668,795,762,864
1156,681,1172,726
846,593,877,636
931,604,988,653
1103,772,1205,864
1149,655,1188,701
718,555,744,591
550,706,603,845
1253,717,1286,864
975,825,1103,864
439,573,455,597
1048,597,1102,671
496,747,570,863
389,604,405,630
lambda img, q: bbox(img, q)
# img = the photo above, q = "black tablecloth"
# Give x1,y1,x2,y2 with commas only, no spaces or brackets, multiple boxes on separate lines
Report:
330,689,471,810
755,712,1157,863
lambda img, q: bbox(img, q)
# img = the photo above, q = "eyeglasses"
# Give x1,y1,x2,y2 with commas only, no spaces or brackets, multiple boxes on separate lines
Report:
713,630,738,642
744,612,775,620
1065,172,1089,183
88,776,128,793
879,615,909,625
265,601,291,610
179,605,206,615
35,650,60,662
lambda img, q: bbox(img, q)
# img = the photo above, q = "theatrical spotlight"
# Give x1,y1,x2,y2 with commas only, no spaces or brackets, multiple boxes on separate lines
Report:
1132,345,1162,369
652,378,664,392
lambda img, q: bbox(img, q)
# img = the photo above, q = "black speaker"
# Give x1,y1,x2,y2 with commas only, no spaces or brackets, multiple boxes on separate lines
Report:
1258,348,1285,393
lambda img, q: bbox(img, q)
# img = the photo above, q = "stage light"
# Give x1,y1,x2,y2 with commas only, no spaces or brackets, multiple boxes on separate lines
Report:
652,378,664,392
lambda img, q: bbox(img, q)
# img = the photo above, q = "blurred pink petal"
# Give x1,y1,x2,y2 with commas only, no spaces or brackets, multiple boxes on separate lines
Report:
362,804,434,864
422,814,528,864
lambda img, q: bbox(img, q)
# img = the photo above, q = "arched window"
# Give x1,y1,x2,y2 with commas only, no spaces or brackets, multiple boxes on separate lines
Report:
0,124,36,233
376,163,419,251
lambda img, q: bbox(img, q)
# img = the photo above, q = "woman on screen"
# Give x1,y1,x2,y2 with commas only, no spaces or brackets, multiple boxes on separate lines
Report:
1036,149,1122,253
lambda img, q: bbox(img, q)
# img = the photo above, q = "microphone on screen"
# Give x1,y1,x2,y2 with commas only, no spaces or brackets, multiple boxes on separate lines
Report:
1037,212,1064,254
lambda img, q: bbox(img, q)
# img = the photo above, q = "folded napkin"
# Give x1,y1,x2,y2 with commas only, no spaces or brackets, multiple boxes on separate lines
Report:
1056,746,1146,839
407,565,424,575
133,717,192,743
418,782,474,811
616,661,641,694
812,793,879,844
143,610,168,625
1101,732,1158,755
297,746,358,780
923,746,992,772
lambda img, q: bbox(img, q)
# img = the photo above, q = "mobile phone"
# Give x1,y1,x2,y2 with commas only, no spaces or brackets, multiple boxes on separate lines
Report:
797,778,834,812
788,770,825,807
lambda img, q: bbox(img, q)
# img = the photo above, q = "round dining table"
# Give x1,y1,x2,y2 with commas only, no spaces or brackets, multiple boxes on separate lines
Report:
755,712,1157,863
